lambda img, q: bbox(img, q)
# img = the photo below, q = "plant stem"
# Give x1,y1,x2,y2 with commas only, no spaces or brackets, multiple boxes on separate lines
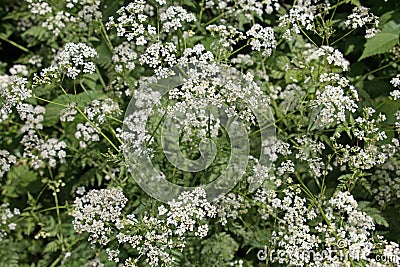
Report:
0,34,32,54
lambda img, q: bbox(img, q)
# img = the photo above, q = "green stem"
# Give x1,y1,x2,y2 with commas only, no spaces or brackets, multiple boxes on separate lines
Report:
300,28,318,47
100,20,113,53
54,191,65,251
33,96,68,107
199,0,205,22
331,29,355,45
355,58,400,82
38,205,69,213
0,34,32,54
96,66,108,90
76,107,120,153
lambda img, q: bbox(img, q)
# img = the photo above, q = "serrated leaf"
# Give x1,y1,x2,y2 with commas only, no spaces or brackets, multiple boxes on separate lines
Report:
382,21,400,34
359,32,399,60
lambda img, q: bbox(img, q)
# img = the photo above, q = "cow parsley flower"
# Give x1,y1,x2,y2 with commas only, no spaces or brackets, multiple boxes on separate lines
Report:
311,73,358,127
74,188,215,265
138,42,177,70
25,137,67,169
345,6,379,38
75,122,100,149
112,41,137,73
306,46,350,71
391,74,400,87
106,0,157,45
26,0,52,15
84,98,121,125
0,74,30,115
0,150,17,179
246,24,276,56
28,0,101,36
278,0,317,39
0,203,20,242
55,42,98,79
159,6,196,33
73,188,128,246
60,103,77,122
266,189,386,266
16,104,67,169
371,139,400,206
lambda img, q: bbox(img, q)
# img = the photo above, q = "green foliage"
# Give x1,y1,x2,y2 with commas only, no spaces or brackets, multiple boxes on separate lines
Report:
359,21,400,60
200,233,239,266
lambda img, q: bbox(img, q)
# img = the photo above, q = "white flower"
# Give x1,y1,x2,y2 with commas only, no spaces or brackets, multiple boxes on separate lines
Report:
311,73,358,127
0,150,17,178
159,6,196,33
390,74,400,87
345,6,379,38
55,42,98,79
246,24,276,56
73,188,128,245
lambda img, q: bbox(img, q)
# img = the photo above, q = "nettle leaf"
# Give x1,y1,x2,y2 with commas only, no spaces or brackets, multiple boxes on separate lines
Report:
359,21,400,60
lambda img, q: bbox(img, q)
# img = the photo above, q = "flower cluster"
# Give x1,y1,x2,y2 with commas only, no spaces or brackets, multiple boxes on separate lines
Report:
371,138,400,207
311,73,358,127
278,0,318,40
345,6,379,38
75,122,100,149
0,203,19,242
60,103,77,122
2,0,400,266
261,189,389,266
246,24,276,56
73,188,216,266
0,150,17,179
206,24,245,56
159,6,196,33
24,136,67,169
112,41,137,73
306,46,350,71
73,188,128,246
55,42,98,79
0,74,30,116
106,0,157,45
84,98,121,125
26,0,101,36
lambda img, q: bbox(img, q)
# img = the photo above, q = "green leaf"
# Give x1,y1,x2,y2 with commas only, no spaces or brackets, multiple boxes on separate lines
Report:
382,20,400,34
361,206,389,228
345,0,360,6
359,21,400,60
21,26,48,44
359,33,399,60
3,165,39,197
42,95,71,127
43,240,61,254
201,232,239,265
